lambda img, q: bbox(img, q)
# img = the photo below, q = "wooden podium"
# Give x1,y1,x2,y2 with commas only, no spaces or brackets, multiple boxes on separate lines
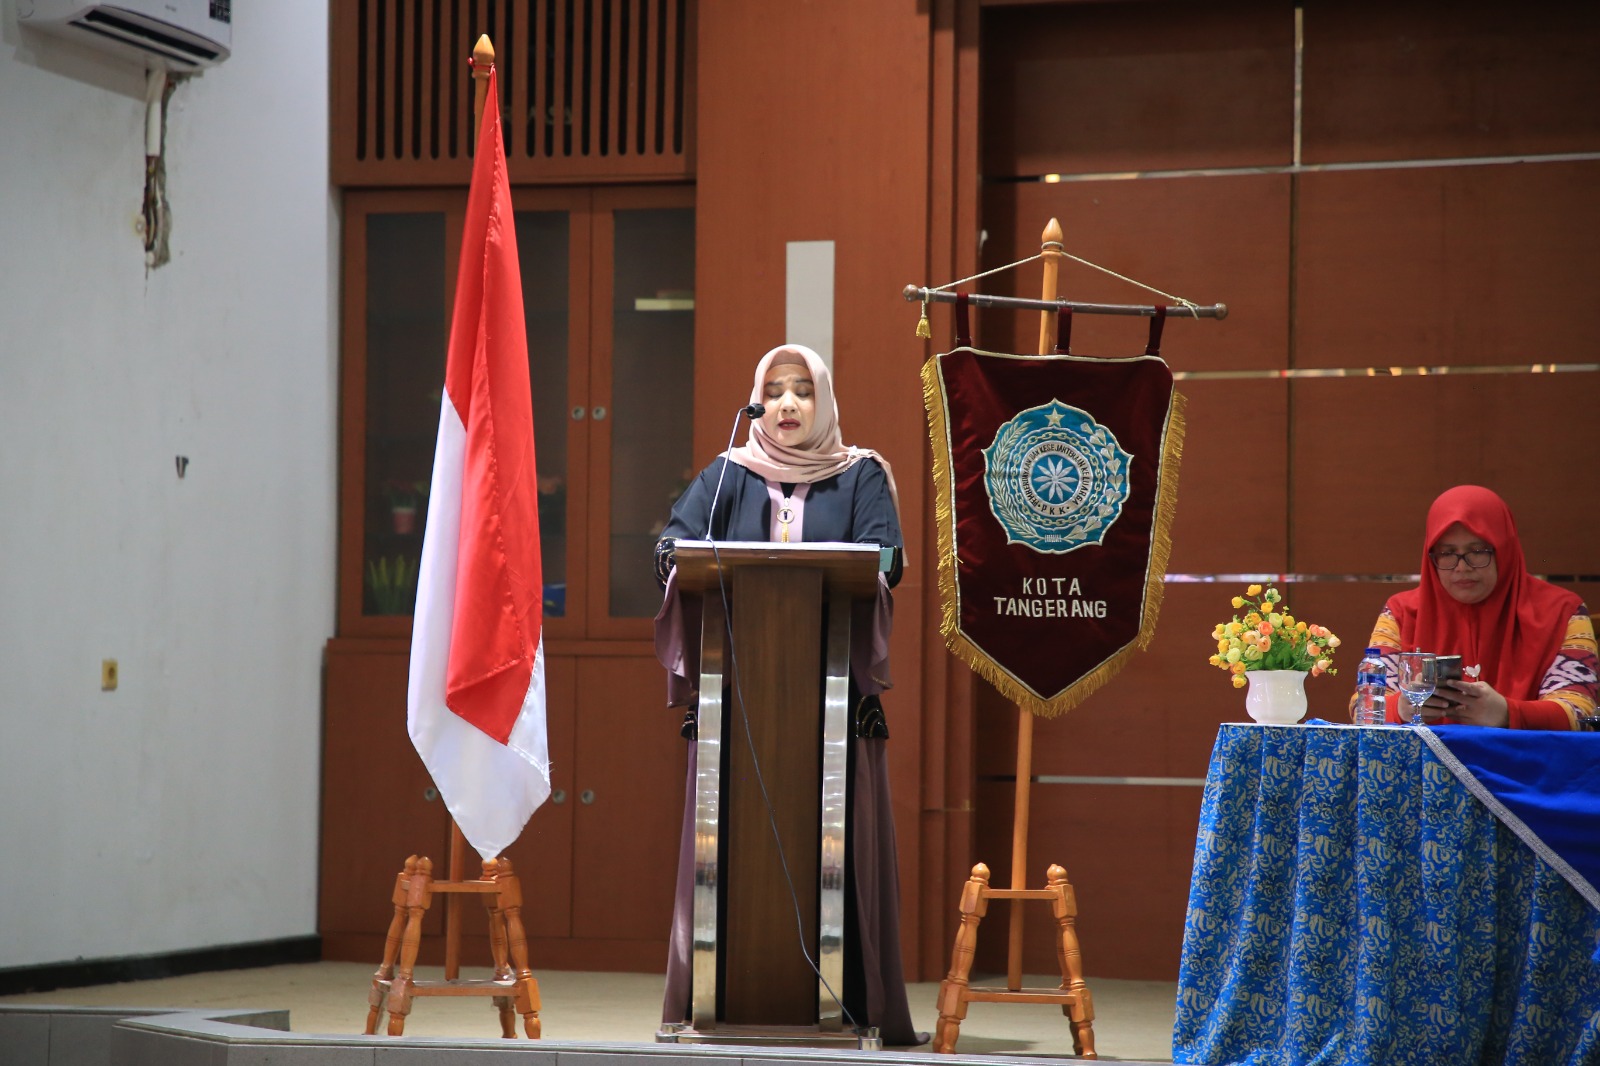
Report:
664,539,884,1044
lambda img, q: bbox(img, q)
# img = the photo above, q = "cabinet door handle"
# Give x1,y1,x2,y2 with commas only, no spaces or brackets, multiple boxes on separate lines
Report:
551,788,567,804
571,405,587,420
590,406,607,421
423,787,438,802
580,789,596,805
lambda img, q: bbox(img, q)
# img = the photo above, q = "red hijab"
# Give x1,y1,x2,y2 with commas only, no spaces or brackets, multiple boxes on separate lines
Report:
1385,485,1579,700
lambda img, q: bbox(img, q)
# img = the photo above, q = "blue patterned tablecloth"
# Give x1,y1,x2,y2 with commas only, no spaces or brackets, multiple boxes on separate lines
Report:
1173,724,1600,1066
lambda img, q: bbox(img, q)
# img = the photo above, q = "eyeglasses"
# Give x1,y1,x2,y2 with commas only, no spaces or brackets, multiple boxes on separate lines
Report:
1430,548,1495,570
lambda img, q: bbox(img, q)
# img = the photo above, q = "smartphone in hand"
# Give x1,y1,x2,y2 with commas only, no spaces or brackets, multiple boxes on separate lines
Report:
1434,655,1464,706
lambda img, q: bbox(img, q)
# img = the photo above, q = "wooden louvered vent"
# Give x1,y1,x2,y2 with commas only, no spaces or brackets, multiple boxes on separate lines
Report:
332,0,696,185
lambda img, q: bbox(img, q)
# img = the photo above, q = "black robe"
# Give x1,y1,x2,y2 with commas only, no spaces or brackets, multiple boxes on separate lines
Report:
654,457,921,1045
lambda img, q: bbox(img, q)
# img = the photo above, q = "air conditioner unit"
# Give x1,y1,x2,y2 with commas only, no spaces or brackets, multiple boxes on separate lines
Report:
19,1,231,71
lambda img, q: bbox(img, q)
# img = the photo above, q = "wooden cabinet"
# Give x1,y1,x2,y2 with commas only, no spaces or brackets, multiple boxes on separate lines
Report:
322,184,696,970
337,185,695,638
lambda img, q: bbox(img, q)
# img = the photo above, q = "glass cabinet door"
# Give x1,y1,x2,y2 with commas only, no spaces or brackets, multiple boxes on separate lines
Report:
359,208,448,623
516,208,577,625
340,187,693,639
590,189,697,630
607,205,697,619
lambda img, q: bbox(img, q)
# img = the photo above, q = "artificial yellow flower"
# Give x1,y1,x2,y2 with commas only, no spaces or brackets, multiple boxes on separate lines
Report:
1210,585,1339,682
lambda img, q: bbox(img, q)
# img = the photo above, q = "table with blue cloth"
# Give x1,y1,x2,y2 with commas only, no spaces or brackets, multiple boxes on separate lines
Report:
1173,723,1600,1066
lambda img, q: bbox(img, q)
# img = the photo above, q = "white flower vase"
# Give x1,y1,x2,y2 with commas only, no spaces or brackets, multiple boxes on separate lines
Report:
1244,669,1308,725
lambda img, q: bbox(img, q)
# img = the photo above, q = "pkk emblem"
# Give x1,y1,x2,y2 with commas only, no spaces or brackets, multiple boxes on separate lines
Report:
981,400,1132,554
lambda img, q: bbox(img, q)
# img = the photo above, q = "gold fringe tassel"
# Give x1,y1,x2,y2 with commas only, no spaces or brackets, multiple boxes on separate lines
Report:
921,353,1189,718
921,355,961,645
1137,388,1186,655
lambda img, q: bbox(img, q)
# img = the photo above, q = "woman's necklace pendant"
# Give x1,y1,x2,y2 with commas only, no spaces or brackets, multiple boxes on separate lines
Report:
778,500,795,542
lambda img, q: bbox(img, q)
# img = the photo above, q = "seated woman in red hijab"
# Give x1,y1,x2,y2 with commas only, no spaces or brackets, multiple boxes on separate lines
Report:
1358,485,1596,729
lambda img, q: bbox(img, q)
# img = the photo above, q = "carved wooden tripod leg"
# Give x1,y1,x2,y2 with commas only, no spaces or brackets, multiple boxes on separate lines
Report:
493,858,543,1038
934,863,992,1054
1047,864,1096,1059
483,859,517,1038
365,855,419,1035
386,856,434,1037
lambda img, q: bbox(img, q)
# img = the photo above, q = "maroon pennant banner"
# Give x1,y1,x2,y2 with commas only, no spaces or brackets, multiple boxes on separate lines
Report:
922,346,1185,715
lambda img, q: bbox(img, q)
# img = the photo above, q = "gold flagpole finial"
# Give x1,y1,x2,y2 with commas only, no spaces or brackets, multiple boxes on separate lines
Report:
472,34,496,133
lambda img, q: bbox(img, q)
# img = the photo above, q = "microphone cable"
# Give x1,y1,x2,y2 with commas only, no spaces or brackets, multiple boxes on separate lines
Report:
700,400,861,1035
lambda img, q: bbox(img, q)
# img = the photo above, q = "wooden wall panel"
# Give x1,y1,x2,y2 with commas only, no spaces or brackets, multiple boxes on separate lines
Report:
970,0,1600,985
981,177,1290,371
1301,2,1600,164
1295,162,1600,369
980,1,1294,177
1290,374,1600,576
695,0,937,971
331,0,697,187
972,780,1201,981
918,0,984,984
1166,381,1289,575
1286,581,1418,699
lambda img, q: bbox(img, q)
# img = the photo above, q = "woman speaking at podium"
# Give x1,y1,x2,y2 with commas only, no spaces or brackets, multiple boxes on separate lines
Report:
653,344,919,1044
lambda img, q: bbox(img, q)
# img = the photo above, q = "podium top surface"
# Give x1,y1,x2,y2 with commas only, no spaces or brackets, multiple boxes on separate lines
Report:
672,541,882,597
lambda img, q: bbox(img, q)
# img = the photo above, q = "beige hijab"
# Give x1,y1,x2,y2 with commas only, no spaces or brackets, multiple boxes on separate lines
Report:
724,344,900,513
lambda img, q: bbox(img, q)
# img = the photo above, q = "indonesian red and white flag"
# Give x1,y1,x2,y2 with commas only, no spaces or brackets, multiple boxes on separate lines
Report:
408,67,549,861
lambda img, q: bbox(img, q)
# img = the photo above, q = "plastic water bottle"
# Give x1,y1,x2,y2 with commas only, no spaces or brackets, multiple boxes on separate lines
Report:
1355,647,1388,726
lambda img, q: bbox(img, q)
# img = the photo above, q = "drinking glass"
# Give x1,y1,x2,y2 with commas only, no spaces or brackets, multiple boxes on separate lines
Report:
1397,651,1438,725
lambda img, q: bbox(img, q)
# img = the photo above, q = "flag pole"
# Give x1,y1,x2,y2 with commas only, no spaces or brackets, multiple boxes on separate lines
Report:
441,31,499,984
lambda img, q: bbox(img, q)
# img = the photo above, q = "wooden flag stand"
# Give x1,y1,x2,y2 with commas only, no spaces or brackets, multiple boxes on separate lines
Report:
932,221,1096,1058
364,825,542,1038
362,35,542,1041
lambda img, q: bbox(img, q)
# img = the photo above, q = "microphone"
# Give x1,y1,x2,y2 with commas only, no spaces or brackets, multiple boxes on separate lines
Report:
705,402,764,539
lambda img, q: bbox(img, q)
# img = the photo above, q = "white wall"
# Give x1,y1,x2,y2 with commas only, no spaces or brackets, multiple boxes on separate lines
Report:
0,3,336,968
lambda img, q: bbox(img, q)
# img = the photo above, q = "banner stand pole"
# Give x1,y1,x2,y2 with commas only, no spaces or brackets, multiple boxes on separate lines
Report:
932,219,1097,1058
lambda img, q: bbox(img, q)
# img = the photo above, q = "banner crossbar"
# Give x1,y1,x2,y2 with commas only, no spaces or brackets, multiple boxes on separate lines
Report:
902,284,1227,320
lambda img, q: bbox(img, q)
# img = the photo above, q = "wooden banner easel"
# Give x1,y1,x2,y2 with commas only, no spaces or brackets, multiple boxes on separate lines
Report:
917,223,1220,1056
362,35,542,1041
929,221,1096,1058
